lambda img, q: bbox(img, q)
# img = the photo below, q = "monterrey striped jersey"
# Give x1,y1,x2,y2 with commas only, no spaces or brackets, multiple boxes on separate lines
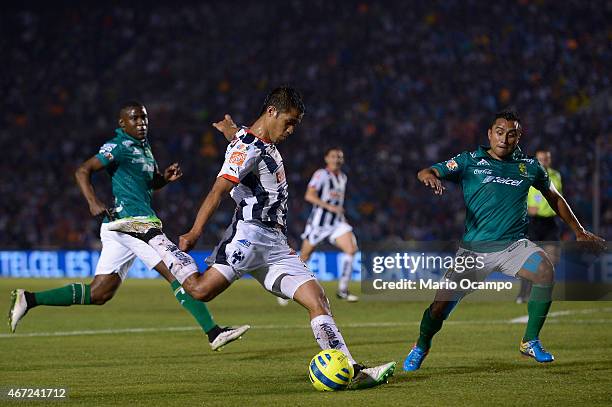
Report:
305,168,347,228
218,128,288,227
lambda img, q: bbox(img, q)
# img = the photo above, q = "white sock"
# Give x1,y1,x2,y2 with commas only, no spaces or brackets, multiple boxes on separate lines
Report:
338,254,354,293
310,314,356,365
148,234,199,284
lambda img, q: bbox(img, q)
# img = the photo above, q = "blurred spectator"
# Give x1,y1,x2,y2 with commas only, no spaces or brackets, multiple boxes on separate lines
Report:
0,0,609,249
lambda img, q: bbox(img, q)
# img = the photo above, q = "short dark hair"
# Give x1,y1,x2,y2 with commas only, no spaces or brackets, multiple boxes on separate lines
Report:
119,100,145,116
535,146,550,154
260,86,305,116
325,146,343,156
492,110,521,127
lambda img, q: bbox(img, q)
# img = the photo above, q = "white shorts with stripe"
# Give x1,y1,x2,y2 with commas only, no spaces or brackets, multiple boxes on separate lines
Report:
207,220,317,299
95,223,162,280
301,221,353,246
443,239,547,283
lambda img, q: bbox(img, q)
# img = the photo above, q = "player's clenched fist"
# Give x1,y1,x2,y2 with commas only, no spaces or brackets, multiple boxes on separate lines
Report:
179,231,199,252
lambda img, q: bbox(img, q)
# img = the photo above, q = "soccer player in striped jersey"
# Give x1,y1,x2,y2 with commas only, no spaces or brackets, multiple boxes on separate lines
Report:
299,148,358,302
8,102,248,350
109,87,396,389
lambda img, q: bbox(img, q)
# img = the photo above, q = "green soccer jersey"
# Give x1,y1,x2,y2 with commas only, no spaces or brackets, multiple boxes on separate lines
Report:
95,128,158,222
431,146,550,251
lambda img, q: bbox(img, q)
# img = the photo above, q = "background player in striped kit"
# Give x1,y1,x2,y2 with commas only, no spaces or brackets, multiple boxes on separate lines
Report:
295,148,358,303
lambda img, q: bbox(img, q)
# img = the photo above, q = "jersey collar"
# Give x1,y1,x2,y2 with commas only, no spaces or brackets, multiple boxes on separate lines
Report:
476,145,525,162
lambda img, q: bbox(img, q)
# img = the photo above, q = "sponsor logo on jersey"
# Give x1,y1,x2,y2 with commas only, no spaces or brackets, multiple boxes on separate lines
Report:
230,249,245,265
132,147,142,155
122,140,134,148
518,163,528,177
477,159,489,166
237,239,251,247
446,159,458,171
103,152,114,161
99,143,116,154
482,176,524,186
473,168,493,175
229,151,247,166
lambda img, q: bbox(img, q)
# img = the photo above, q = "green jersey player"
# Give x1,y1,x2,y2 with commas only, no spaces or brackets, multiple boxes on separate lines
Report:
403,111,605,370
9,101,249,350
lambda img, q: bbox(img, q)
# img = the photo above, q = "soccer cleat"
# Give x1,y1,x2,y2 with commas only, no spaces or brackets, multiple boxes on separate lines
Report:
520,339,555,363
277,297,290,306
348,361,396,390
106,216,163,234
8,289,28,333
336,291,359,302
403,344,429,371
209,325,250,351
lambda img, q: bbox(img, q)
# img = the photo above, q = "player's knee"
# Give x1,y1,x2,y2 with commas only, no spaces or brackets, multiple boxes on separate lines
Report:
189,284,217,302
534,257,554,285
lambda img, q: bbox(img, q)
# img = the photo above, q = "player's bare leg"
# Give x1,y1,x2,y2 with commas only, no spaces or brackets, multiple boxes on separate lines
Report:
516,251,555,362
277,240,318,306
333,231,359,302
299,239,317,263
293,279,396,389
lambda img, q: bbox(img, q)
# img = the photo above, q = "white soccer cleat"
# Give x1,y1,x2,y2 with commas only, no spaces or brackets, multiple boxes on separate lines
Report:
277,297,290,306
336,291,359,302
348,361,396,390
210,325,251,351
106,216,163,234
8,289,28,333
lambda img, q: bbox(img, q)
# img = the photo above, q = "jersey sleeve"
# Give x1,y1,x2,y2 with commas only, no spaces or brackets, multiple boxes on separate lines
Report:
430,152,468,182
532,162,551,193
307,169,328,190
217,139,261,183
95,140,124,166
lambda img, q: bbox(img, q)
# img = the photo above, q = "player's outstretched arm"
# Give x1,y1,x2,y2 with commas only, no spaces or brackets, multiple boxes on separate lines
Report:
417,167,445,195
153,163,183,190
179,177,236,251
542,184,605,247
74,156,108,217
213,114,239,141
304,187,344,214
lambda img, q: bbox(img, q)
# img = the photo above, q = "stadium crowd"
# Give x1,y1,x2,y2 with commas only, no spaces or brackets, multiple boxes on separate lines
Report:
1,0,610,249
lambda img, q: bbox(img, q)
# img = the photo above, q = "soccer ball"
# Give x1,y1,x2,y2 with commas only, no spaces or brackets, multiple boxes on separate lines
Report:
308,349,354,391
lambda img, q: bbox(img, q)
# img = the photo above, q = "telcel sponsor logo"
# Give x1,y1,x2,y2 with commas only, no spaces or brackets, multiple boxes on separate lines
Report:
473,169,493,175
482,176,523,186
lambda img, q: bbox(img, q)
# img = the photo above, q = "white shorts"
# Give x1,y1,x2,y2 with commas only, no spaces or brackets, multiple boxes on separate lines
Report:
207,220,317,299
444,239,547,283
95,223,162,280
301,221,353,246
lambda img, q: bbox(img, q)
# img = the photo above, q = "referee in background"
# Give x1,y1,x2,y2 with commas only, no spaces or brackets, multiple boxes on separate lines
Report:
516,147,563,303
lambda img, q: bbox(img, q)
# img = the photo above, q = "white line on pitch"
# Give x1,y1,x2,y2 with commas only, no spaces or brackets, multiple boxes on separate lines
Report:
1,314,611,339
508,307,612,324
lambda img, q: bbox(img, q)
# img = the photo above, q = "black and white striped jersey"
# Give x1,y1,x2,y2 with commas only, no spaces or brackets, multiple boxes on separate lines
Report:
305,168,347,228
218,128,288,227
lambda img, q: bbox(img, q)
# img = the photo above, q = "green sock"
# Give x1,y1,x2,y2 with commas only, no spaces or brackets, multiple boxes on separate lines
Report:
32,283,91,306
416,307,444,351
523,284,553,342
170,280,216,333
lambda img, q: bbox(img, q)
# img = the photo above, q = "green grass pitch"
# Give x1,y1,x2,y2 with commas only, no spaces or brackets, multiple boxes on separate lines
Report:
1,278,611,406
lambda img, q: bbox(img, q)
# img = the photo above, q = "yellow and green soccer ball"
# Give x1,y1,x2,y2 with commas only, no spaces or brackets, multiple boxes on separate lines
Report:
308,349,354,391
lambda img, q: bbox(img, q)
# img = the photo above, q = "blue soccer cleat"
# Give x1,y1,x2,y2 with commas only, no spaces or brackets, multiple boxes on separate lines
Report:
520,339,555,363
403,344,429,371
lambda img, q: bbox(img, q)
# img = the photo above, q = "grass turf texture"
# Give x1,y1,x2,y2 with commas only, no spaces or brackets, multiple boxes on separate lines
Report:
1,278,611,406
